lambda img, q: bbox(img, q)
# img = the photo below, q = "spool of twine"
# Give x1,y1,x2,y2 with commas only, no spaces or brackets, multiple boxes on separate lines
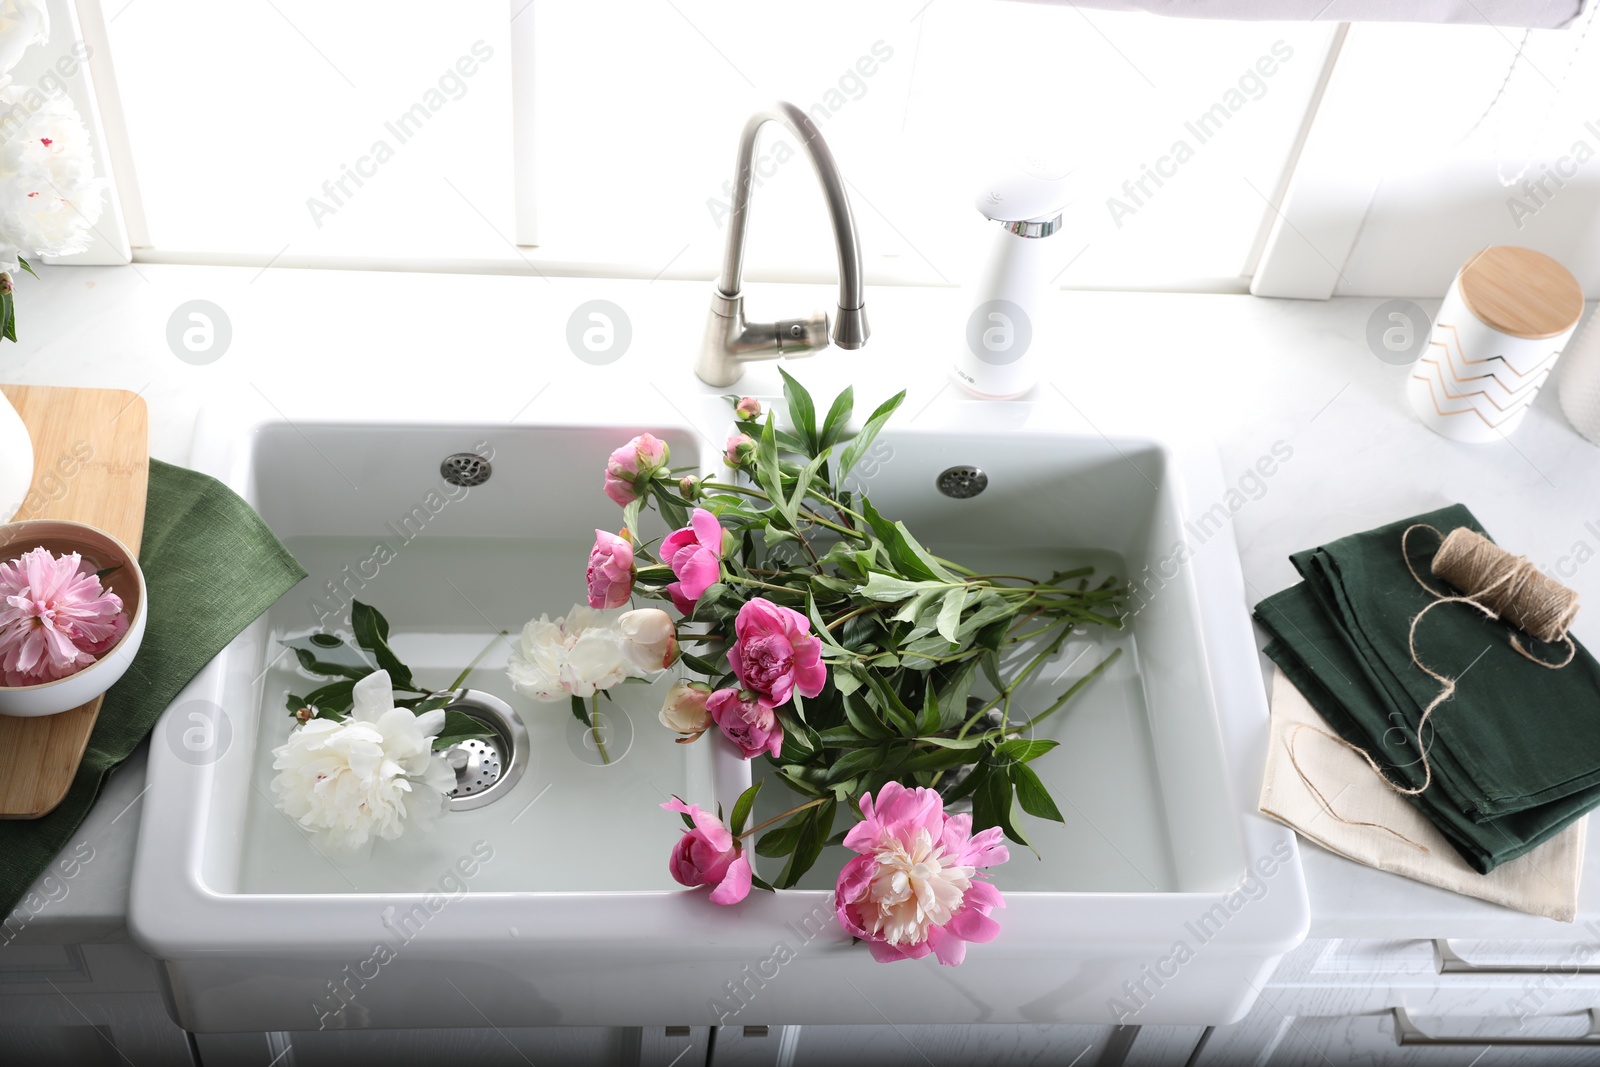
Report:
1287,522,1581,843
1427,526,1580,648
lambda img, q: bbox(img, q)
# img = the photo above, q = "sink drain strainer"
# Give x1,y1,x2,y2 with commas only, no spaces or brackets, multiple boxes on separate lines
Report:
440,452,492,488
937,465,988,499
441,689,527,811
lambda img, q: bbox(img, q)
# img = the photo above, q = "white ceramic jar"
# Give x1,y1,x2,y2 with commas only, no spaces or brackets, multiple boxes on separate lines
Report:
1406,246,1583,444
0,388,33,522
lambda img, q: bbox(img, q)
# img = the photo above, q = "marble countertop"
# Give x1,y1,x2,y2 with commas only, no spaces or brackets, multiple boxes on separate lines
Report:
5,261,1599,945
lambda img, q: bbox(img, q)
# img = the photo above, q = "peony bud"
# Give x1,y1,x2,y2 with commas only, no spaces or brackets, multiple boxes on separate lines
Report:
724,433,755,469
735,396,762,421
658,680,713,738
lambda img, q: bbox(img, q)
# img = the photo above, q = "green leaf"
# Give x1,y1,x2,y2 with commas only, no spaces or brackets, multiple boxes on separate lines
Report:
892,587,943,624
997,738,1059,763
825,745,885,784
679,651,722,677
936,587,968,644
302,679,357,715
858,498,957,583
778,366,819,455
832,665,864,696
756,415,786,526
730,781,763,837
913,734,988,750
285,692,305,714
570,694,593,728
917,682,941,735
16,257,35,278
974,766,1031,847
430,709,494,751
0,288,15,344
754,819,805,858
843,692,890,739
287,645,370,680
776,797,836,889
937,661,978,731
651,483,688,531
819,386,854,452
940,761,987,804
622,496,643,540
781,449,831,528
1010,762,1064,823
837,389,905,486
864,672,919,736
350,601,415,690
906,745,980,771
979,651,1004,693
859,572,947,603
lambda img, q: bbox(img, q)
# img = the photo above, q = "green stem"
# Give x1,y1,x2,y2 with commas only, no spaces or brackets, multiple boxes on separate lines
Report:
1022,646,1123,730
444,630,508,693
737,797,827,840
590,694,611,765
956,621,1074,739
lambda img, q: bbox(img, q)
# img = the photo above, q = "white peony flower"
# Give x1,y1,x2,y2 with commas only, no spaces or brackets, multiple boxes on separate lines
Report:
0,87,105,273
270,670,457,852
506,603,663,701
0,1,49,79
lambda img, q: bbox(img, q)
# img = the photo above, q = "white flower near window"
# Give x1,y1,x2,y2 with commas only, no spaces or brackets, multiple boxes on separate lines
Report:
0,0,103,278
270,670,456,852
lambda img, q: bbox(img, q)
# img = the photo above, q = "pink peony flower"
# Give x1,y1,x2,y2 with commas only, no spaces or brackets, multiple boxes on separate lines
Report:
0,546,126,687
706,687,783,759
727,597,826,707
662,797,752,905
835,783,1009,966
661,508,725,615
604,433,670,507
735,396,762,421
586,529,635,609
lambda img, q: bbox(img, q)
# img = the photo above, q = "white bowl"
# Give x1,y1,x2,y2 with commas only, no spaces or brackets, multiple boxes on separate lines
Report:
0,520,147,717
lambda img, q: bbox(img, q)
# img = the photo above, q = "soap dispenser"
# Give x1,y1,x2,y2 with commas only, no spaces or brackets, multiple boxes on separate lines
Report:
951,168,1074,399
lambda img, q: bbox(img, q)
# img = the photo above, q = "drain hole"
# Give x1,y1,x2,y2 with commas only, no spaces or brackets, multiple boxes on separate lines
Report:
937,465,988,499
440,690,527,810
441,453,492,488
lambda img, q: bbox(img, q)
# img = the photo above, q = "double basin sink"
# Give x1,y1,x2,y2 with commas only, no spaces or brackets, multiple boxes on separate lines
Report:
129,394,1307,1032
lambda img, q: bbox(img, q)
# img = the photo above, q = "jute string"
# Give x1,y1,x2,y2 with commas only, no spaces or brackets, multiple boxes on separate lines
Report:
1286,524,1582,850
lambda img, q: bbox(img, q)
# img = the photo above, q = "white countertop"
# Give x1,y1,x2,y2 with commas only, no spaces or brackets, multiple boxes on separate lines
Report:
5,261,1600,944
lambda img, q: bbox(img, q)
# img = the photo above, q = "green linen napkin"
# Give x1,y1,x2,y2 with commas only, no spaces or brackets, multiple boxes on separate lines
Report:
1255,503,1600,874
0,460,305,919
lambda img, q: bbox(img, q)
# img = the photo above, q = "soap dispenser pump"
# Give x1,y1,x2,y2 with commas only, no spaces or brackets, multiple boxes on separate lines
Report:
952,168,1074,399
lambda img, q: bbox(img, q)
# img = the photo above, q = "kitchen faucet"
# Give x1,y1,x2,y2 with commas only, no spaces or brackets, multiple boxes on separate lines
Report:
694,101,869,388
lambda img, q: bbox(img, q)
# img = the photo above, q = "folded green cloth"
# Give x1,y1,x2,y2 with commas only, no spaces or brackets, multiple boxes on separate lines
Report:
0,460,305,919
1256,503,1600,874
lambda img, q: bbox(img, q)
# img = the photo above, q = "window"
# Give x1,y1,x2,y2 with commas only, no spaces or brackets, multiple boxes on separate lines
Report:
104,0,514,260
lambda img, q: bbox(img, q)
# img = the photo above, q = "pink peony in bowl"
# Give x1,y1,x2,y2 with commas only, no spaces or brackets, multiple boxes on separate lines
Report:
0,520,147,717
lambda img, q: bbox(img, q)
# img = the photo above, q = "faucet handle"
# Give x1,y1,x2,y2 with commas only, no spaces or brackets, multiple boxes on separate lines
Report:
776,313,831,355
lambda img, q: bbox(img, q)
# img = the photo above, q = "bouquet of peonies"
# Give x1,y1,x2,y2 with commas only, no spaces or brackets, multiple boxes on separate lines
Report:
591,373,1128,965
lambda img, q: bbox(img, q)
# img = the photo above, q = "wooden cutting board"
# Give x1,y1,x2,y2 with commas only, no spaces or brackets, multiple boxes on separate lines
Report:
0,384,149,819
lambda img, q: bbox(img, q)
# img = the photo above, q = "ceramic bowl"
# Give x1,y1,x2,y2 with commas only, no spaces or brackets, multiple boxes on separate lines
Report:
0,520,147,717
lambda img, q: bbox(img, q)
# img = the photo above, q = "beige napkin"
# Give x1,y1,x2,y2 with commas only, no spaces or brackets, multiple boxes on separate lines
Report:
1260,667,1586,922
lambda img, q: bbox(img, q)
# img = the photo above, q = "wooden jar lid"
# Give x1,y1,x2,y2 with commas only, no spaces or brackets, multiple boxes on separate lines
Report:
1458,245,1584,340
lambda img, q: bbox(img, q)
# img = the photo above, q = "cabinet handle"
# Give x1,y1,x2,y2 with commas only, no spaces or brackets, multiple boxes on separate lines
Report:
1433,938,1600,975
1393,1008,1600,1047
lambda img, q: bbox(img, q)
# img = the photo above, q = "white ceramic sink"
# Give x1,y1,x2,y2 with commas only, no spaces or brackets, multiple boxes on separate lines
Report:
130,402,1306,1033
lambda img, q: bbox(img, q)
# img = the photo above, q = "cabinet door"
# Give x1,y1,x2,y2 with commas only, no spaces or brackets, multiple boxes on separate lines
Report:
0,991,196,1066
1198,1001,1600,1066
712,1023,1118,1067
267,1026,643,1067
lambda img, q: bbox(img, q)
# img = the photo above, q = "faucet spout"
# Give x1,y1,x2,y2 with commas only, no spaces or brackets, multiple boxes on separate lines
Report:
696,101,870,387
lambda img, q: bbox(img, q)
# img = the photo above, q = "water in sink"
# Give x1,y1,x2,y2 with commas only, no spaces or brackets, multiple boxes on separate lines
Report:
238,534,714,895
